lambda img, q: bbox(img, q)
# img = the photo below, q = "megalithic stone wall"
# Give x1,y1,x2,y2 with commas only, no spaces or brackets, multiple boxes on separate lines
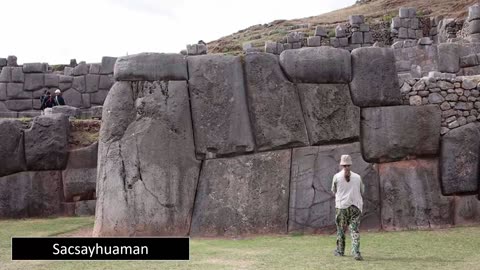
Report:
93,46,479,237
0,56,116,118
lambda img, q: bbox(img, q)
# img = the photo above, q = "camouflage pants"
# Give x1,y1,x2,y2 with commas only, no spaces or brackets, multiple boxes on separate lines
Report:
335,205,361,255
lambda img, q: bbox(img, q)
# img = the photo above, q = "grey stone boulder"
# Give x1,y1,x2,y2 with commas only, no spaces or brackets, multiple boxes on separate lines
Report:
187,55,254,159
379,159,454,230
454,196,480,225
468,5,480,21
89,63,101,74
191,150,291,237
6,83,31,99
44,74,59,87
62,88,83,108
114,53,187,81
93,81,201,236
7,55,17,67
361,105,441,163
469,20,480,34
11,67,24,83
72,76,86,93
438,43,460,73
51,105,80,117
23,63,47,73
289,143,380,233
244,53,309,151
5,99,33,111
86,74,100,93
62,143,98,202
297,84,359,145
279,47,351,83
441,123,480,195
73,62,89,76
100,56,117,74
0,119,26,177
0,67,12,82
24,114,69,171
350,47,402,107
24,73,44,91
0,85,6,100
90,90,109,105
99,75,114,90
0,171,64,218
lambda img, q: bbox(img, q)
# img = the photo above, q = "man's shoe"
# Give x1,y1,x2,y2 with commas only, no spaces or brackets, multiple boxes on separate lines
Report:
333,250,344,256
353,253,363,261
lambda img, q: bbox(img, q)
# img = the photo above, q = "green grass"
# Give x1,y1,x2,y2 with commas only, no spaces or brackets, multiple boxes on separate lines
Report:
1,217,480,270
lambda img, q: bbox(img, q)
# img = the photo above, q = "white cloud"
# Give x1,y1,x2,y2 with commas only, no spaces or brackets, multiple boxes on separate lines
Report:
0,0,354,64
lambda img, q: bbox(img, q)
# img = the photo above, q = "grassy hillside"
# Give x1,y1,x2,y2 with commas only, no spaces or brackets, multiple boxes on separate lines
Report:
207,0,478,54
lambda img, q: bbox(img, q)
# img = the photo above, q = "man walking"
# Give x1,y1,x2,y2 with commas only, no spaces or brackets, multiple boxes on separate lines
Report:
331,155,365,261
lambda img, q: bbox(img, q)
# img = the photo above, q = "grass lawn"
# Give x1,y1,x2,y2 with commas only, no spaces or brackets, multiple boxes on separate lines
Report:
1,217,480,270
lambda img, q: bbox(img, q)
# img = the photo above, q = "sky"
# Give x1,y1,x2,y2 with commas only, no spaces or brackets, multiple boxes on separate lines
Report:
0,0,354,64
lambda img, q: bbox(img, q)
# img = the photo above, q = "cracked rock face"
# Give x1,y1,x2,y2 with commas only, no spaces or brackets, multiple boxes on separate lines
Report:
0,119,25,177
190,150,291,237
379,159,454,230
93,81,201,236
288,142,380,233
297,83,359,145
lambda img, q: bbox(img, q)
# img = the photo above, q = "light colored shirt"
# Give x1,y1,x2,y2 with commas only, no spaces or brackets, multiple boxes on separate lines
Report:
331,169,364,212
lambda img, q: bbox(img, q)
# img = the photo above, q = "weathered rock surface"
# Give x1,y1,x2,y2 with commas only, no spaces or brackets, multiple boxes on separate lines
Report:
279,47,352,83
51,105,80,118
74,200,97,216
438,43,460,73
441,123,480,195
379,159,454,230
350,47,402,107
289,143,380,233
0,119,26,177
62,143,98,202
297,84,359,145
244,53,309,151
361,105,441,163
24,114,69,171
114,53,187,81
93,80,201,236
0,171,64,218
187,55,254,158
100,56,117,74
191,150,291,236
454,196,480,225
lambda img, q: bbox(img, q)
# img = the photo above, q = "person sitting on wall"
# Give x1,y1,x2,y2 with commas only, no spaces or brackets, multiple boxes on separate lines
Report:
39,90,48,114
331,154,365,261
54,89,66,106
41,91,55,109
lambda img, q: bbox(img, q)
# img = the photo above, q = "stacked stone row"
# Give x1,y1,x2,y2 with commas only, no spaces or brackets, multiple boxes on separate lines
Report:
0,115,97,217
437,43,480,76
0,56,116,118
430,16,441,43
89,47,480,238
265,32,305,55
181,43,208,56
400,74,480,135
331,15,374,50
391,7,423,42
392,38,438,82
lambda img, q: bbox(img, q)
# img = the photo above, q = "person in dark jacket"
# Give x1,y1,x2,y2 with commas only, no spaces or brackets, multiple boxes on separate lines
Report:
41,91,55,110
54,89,66,106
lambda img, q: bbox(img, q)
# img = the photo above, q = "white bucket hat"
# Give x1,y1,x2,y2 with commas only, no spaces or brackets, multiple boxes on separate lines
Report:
340,155,352,166
55,89,61,94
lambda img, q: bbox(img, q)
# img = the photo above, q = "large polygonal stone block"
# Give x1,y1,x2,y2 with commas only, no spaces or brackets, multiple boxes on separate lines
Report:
279,47,351,83
289,143,380,233
86,74,100,93
24,114,69,171
191,150,291,237
187,55,254,159
11,67,24,83
361,105,441,163
63,143,98,202
244,53,309,151
297,84,359,145
5,99,33,111
379,159,454,230
62,88,83,108
350,47,402,107
114,53,187,81
0,171,64,218
24,73,44,91
0,119,26,177
93,81,201,236
22,63,47,73
441,123,480,195
100,56,117,74
44,74,59,87
72,76,86,92
90,90,108,105
6,83,30,99
438,43,460,73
